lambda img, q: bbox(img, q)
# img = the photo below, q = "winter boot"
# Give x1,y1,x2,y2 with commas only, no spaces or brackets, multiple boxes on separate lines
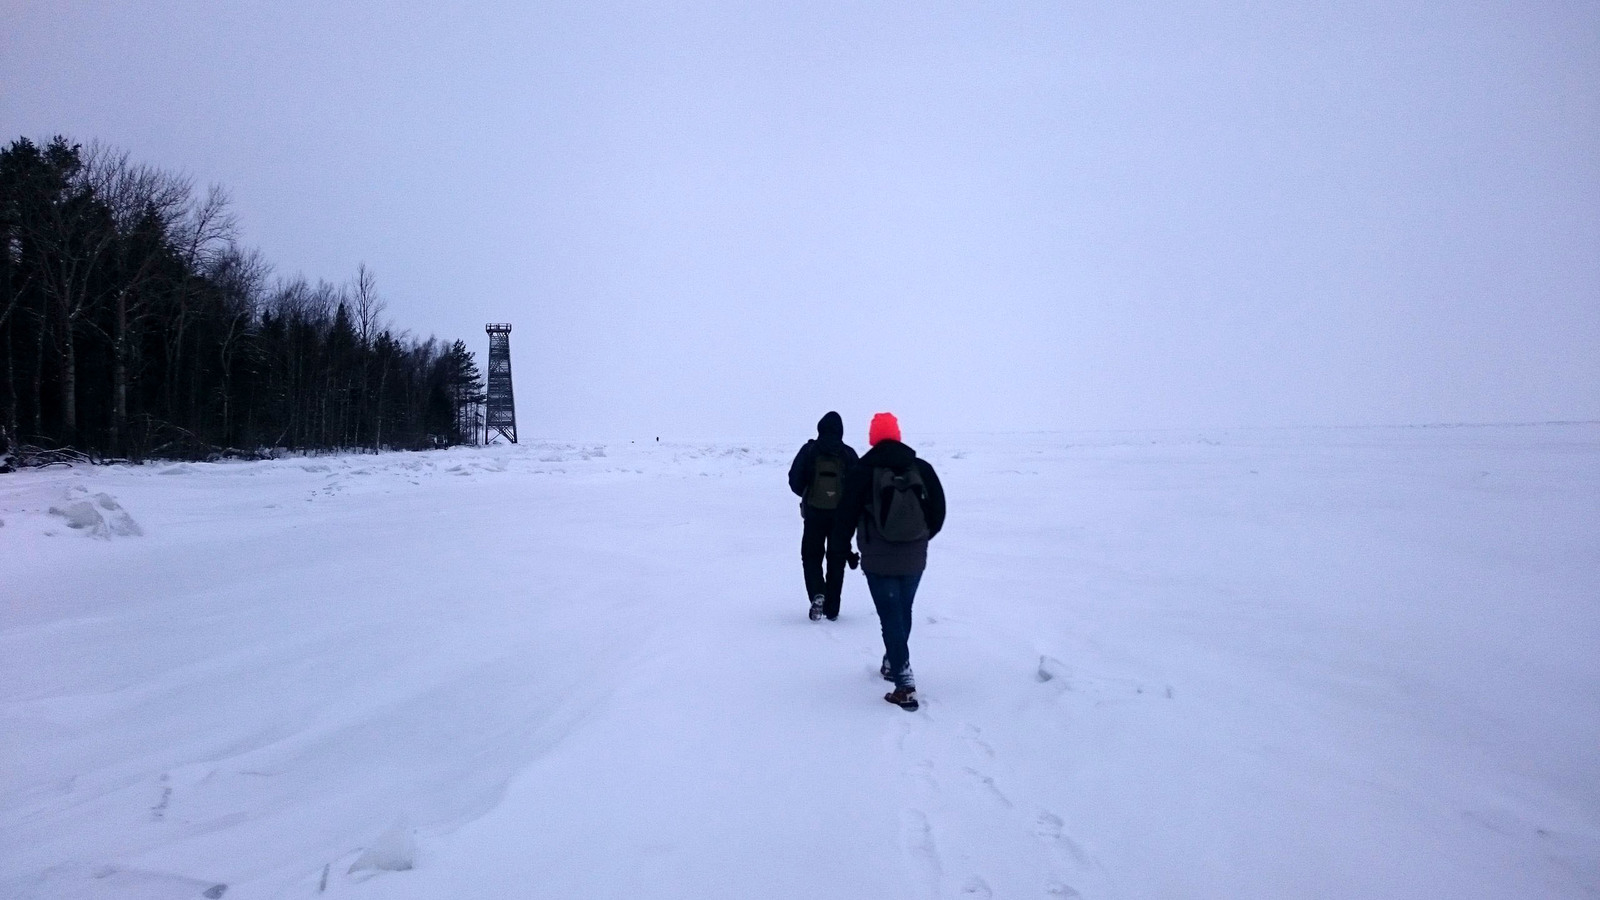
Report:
884,687,919,711
880,656,894,682
809,594,825,621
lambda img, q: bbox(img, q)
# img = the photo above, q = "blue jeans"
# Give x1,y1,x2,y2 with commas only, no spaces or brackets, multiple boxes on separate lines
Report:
865,571,922,689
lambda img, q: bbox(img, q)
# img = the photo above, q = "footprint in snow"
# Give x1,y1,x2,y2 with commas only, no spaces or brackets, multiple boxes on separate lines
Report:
960,723,996,758
899,808,943,898
960,875,993,897
892,718,913,754
151,775,172,821
1046,877,1084,897
1036,655,1070,685
1034,811,1091,867
1034,811,1064,839
962,766,1012,808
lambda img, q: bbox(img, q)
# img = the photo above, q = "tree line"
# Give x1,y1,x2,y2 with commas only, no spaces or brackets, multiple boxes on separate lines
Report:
1,136,486,464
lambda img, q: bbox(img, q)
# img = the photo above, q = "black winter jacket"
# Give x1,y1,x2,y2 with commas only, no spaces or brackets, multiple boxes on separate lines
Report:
788,411,860,520
831,439,945,576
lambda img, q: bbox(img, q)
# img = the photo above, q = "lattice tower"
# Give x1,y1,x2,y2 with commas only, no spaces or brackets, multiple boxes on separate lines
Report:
484,323,517,444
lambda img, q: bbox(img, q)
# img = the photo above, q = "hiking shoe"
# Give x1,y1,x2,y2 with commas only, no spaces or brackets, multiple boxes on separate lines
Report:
809,594,825,621
884,688,919,711
880,656,893,681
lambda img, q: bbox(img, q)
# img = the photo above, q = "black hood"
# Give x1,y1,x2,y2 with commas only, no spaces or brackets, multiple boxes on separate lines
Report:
859,438,917,470
816,411,844,442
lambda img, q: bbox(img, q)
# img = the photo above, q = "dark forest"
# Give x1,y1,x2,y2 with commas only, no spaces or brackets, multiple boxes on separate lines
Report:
1,136,485,466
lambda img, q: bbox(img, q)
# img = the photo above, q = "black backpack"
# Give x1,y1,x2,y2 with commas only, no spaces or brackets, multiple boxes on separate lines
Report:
870,465,929,542
806,451,844,510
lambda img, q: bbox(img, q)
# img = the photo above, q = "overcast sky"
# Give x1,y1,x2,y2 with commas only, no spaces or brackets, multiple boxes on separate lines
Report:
5,1,1597,440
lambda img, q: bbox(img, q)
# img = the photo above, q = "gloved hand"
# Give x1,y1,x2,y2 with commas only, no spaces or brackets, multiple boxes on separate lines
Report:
847,552,860,570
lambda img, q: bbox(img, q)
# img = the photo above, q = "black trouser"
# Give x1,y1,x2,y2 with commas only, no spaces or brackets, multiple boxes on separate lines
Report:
800,511,848,618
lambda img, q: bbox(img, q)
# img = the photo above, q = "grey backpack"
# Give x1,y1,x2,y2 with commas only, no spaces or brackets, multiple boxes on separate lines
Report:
806,452,844,510
870,465,929,542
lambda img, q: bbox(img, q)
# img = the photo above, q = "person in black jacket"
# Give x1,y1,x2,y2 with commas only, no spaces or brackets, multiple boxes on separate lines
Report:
787,411,861,621
832,411,946,711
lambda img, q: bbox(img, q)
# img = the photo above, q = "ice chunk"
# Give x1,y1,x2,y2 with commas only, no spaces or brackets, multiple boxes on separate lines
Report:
47,496,104,531
45,492,142,538
49,499,103,531
94,493,142,536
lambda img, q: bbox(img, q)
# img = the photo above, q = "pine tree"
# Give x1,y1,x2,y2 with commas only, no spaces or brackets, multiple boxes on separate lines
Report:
440,339,484,445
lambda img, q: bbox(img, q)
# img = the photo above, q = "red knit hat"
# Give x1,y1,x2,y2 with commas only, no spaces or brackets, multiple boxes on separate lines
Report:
868,412,901,446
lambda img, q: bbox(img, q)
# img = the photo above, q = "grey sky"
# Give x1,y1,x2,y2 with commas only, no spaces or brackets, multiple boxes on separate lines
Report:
5,1,1597,440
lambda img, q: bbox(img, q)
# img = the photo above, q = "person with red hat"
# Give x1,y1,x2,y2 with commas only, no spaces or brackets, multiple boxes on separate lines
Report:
831,411,946,711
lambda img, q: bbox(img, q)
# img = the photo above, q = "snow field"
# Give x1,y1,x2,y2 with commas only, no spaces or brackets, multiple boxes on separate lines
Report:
2,426,1597,898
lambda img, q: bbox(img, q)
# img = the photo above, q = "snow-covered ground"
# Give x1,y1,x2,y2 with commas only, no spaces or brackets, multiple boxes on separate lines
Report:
2,424,1597,900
